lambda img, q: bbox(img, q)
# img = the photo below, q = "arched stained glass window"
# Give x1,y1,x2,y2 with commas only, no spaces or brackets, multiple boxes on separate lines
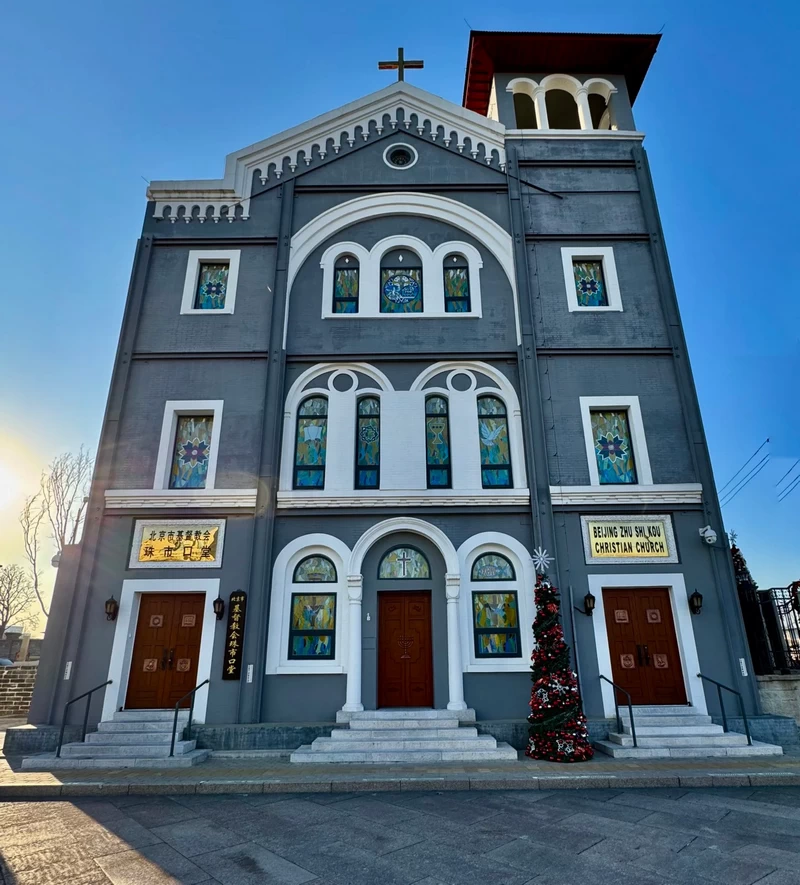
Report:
380,249,423,313
471,553,515,582
472,592,521,657
443,254,471,313
293,555,337,583
425,396,451,489
477,396,512,489
355,397,380,489
378,547,430,579
333,254,359,313
294,396,328,489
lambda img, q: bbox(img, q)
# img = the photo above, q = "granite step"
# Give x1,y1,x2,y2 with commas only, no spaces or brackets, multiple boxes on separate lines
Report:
58,739,197,758
349,717,461,731
331,727,479,741
594,740,783,759
619,705,695,717
86,730,178,745
619,715,713,729
290,743,518,763
608,732,749,748
112,710,190,722
309,736,499,752
21,749,210,770
338,708,476,724
622,725,726,737
97,720,185,734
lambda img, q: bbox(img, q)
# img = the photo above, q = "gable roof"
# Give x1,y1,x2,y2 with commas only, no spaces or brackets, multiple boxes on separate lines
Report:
464,30,661,116
147,81,506,224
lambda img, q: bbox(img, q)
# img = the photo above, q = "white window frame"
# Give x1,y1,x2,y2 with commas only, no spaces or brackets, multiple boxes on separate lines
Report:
561,246,622,313
153,400,224,490
579,395,653,486
180,249,241,315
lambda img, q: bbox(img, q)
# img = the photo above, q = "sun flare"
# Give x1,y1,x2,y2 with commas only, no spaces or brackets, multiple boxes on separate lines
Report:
0,461,23,513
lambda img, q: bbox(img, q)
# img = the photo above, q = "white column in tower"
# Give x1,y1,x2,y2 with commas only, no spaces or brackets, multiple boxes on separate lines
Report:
575,87,593,131
342,574,364,712
445,573,467,711
533,87,549,130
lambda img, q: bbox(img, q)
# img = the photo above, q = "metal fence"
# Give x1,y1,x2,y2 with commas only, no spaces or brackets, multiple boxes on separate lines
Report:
759,586,800,671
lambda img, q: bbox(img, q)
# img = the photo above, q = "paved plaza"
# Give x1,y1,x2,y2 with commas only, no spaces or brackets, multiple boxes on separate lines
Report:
1,786,800,884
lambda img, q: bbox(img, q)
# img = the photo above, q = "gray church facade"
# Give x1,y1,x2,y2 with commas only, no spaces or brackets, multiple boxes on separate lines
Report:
26,31,774,756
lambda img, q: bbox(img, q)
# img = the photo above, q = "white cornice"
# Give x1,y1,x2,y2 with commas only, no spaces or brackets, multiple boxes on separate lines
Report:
105,489,258,510
549,484,703,506
505,129,645,140
146,82,507,224
277,490,530,509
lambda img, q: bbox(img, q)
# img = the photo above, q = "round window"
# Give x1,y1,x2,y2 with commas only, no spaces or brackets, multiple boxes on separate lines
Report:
383,143,418,170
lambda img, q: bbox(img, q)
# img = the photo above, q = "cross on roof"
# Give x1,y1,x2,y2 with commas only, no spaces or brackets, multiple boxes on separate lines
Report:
378,47,424,82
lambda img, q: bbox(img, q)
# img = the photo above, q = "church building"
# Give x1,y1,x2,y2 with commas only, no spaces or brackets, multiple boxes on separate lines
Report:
23,30,783,765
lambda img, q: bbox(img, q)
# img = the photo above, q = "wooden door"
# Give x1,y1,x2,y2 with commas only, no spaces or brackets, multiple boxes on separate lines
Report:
378,591,433,708
604,588,687,706
125,593,205,709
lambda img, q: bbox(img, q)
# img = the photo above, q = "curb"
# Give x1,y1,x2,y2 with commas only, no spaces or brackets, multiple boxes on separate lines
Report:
0,771,798,797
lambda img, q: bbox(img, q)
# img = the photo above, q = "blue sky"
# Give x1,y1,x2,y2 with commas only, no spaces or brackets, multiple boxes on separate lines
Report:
1,0,797,590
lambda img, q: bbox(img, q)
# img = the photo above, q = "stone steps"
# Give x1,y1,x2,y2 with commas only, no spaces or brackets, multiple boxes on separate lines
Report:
86,731,176,744
21,750,209,770
595,704,784,759
59,739,198,758
292,708,515,764
97,720,186,734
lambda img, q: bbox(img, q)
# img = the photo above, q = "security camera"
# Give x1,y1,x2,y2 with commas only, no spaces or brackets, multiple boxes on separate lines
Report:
699,526,717,545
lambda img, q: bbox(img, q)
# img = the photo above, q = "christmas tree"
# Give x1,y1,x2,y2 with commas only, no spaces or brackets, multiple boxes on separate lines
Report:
526,572,593,763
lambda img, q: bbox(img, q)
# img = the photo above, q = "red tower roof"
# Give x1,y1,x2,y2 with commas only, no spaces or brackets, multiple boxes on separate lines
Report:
463,30,661,116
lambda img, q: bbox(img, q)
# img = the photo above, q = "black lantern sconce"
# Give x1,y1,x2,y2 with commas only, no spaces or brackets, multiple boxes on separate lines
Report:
688,590,704,615
212,596,225,620
104,595,119,621
574,591,596,617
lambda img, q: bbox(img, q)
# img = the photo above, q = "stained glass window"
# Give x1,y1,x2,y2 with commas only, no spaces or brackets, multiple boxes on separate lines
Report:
294,397,327,489
380,249,423,314
471,554,515,582
293,556,337,583
356,397,380,489
572,260,608,308
591,409,637,484
378,547,430,579
169,415,213,490
444,255,471,313
473,592,521,657
194,263,229,310
425,396,451,488
288,593,336,658
477,396,512,489
333,255,359,314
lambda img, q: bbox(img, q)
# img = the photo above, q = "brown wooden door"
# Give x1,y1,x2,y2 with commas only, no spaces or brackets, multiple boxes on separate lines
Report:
125,593,205,709
603,587,687,706
378,591,433,708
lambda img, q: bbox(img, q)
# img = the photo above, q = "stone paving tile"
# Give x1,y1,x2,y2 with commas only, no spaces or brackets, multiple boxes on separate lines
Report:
95,843,213,885
535,792,656,823
683,790,800,820
318,794,416,825
378,791,502,824
271,838,418,885
553,811,697,851
732,844,800,872
754,872,800,885
150,817,249,858
191,841,317,885
608,791,731,821
470,811,606,853
390,810,518,857
122,797,201,828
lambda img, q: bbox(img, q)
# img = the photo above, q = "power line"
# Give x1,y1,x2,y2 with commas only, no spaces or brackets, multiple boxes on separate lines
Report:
720,454,770,507
778,473,800,503
718,438,770,495
775,458,800,488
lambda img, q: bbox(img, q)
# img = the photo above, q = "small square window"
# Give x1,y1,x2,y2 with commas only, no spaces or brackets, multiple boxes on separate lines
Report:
194,263,229,310
572,260,608,307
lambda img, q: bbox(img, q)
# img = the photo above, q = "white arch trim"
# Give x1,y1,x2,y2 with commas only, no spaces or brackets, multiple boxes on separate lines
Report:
506,75,617,132
457,532,536,673
319,235,484,319
266,534,352,675
348,517,460,577
286,192,520,345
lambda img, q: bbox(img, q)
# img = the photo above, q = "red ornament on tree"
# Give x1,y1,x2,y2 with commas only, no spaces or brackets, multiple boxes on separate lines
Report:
526,573,593,763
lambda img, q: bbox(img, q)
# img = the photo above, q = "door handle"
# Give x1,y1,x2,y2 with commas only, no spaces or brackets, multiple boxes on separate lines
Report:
636,644,643,666
167,648,175,670
643,645,651,667
160,648,168,670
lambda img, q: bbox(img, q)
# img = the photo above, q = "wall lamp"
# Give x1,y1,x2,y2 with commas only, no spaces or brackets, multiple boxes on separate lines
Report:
574,591,596,617
688,590,704,615
212,596,226,620
104,595,119,621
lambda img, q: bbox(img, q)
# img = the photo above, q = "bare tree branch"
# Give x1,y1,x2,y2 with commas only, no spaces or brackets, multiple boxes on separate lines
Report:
19,494,48,619
0,565,38,638
39,446,93,552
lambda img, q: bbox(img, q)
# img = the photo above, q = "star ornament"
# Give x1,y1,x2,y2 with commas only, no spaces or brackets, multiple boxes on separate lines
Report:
532,547,553,573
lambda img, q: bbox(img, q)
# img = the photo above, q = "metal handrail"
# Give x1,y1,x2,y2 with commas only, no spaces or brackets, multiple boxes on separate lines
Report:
600,675,638,748
169,679,209,757
696,673,752,745
56,680,113,757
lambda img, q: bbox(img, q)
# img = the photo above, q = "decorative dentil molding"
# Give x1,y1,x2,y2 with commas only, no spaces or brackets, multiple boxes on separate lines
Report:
147,82,507,224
